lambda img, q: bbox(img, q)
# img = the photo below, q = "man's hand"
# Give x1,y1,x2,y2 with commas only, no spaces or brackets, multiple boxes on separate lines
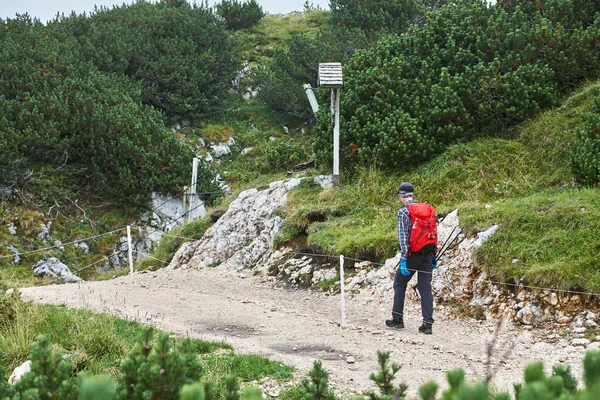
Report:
432,255,438,269
400,259,410,276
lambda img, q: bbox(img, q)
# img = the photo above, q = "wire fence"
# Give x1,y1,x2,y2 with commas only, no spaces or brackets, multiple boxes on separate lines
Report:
123,226,600,299
4,211,600,302
3,93,596,301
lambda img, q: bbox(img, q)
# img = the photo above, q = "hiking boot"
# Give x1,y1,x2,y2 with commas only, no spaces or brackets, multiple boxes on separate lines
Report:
418,322,432,335
385,319,404,329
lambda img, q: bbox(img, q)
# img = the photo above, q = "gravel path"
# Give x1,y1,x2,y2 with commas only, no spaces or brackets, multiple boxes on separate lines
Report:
19,267,585,398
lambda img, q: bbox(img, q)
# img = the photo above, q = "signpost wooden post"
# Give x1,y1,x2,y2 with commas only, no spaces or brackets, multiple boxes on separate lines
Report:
318,63,343,186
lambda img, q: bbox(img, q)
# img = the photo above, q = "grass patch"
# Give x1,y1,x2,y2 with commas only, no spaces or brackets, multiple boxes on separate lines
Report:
236,10,330,64
200,124,235,144
202,353,294,384
277,81,600,288
460,187,600,293
136,217,214,271
312,275,340,291
0,291,290,390
192,339,233,354
0,292,147,377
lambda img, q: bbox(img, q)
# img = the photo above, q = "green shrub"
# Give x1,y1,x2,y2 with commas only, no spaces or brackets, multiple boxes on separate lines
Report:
81,1,240,121
0,10,223,206
572,95,600,186
253,140,310,173
329,0,423,33
215,0,265,30
367,351,407,400
253,28,373,119
79,376,117,400
314,0,600,172
300,360,335,400
12,336,79,400
118,327,202,399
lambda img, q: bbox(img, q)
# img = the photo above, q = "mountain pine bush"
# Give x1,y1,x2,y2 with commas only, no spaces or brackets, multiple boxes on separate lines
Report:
83,1,239,121
215,0,265,30
0,5,227,205
12,336,79,400
6,334,600,400
572,95,600,186
300,360,335,400
329,0,423,33
314,0,600,172
118,327,202,399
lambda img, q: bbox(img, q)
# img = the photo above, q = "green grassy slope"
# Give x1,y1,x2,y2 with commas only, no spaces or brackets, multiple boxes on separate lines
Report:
278,81,600,292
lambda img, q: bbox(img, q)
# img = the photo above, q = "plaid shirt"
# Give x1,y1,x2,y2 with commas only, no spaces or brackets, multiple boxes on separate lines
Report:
397,199,418,260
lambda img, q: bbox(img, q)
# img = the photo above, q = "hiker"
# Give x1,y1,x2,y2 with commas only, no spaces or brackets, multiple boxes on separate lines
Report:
386,182,438,334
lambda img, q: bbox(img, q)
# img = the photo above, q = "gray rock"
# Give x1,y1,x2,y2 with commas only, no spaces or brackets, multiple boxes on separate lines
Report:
516,304,543,325
313,175,333,189
312,269,337,285
211,143,231,158
75,242,90,254
33,258,81,283
571,338,590,347
472,225,499,249
564,346,577,354
8,360,31,385
168,179,302,271
38,223,51,241
587,311,597,321
8,246,20,264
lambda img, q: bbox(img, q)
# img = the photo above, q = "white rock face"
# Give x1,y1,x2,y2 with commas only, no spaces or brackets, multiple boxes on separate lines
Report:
167,179,302,270
33,258,81,283
472,225,499,249
314,175,334,189
8,360,31,385
38,222,51,241
516,304,543,325
211,143,231,158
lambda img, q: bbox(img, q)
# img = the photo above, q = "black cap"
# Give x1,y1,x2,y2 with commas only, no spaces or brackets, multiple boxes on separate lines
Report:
397,182,414,197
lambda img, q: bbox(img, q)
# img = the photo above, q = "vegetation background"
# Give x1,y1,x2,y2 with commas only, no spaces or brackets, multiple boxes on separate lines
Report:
1,0,600,397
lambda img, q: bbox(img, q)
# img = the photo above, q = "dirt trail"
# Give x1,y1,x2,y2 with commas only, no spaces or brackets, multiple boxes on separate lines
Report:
19,267,583,398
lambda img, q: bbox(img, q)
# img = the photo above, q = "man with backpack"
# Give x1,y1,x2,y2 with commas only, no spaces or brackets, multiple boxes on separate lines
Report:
386,182,438,334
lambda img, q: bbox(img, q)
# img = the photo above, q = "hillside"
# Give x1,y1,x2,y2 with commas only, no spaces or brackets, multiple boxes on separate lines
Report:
3,0,600,398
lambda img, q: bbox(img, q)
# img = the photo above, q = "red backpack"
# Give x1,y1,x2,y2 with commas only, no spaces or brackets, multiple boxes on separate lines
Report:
407,202,438,254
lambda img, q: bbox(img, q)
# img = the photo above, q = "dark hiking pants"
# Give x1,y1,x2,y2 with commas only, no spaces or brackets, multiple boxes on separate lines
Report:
392,247,434,324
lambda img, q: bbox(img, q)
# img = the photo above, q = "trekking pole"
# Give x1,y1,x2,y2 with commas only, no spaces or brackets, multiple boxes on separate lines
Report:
435,235,466,263
438,226,458,255
435,226,458,262
412,284,420,299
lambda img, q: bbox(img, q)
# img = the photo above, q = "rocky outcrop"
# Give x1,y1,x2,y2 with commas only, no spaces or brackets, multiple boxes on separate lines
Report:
167,178,598,328
167,179,303,270
8,360,31,385
33,258,81,283
167,176,336,271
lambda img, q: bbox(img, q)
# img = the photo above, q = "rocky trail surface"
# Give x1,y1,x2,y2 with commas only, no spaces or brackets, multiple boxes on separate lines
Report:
19,266,588,398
